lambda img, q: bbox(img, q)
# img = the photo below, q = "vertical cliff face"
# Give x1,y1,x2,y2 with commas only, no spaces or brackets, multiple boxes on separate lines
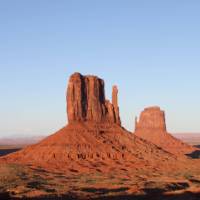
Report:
67,72,121,125
135,106,166,131
67,73,86,122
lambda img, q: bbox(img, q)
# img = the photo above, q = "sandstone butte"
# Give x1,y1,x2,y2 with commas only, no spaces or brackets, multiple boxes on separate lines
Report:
67,72,121,125
134,106,196,155
0,72,197,173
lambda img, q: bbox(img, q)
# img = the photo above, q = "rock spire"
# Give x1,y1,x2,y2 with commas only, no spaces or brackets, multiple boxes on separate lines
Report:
135,106,166,131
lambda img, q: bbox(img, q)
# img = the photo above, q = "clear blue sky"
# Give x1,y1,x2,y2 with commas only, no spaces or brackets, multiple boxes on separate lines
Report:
1,0,200,137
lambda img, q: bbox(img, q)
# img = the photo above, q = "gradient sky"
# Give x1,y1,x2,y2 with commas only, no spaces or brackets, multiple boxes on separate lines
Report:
1,0,200,137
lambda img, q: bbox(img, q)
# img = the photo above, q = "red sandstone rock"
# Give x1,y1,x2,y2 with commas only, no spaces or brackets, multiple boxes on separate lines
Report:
67,72,121,125
135,106,166,131
112,86,121,126
135,106,195,155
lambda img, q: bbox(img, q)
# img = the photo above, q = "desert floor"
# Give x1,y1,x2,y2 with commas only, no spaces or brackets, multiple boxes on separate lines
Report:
1,145,200,200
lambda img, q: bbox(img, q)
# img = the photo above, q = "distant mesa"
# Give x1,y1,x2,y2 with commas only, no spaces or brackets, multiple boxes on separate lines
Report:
135,106,166,132
134,106,195,155
67,72,121,125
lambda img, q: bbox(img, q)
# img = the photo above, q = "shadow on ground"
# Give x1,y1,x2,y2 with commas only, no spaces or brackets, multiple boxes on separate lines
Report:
1,190,200,200
81,187,129,195
186,150,200,159
0,149,21,157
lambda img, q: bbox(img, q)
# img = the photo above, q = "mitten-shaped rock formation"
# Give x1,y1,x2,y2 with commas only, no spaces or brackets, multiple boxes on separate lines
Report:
135,106,195,155
135,106,166,131
67,72,121,125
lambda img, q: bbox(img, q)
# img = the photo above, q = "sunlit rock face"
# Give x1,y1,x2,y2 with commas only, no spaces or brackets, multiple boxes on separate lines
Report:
67,72,121,125
135,106,166,131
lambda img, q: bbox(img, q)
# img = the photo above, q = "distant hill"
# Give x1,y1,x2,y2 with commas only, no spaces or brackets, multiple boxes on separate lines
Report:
173,133,200,145
0,136,45,146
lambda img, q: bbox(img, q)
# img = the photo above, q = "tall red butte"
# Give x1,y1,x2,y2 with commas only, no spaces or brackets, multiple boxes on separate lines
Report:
0,73,194,172
134,106,195,155
67,73,121,125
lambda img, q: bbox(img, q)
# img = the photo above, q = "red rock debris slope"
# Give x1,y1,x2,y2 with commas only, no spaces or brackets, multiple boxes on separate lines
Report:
0,73,195,172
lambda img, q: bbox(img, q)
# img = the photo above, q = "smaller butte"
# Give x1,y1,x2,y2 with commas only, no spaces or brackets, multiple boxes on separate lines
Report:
135,106,166,131
134,106,196,155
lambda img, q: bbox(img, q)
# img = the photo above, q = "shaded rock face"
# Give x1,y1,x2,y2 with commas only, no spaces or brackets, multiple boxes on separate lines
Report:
67,72,121,125
135,106,166,131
